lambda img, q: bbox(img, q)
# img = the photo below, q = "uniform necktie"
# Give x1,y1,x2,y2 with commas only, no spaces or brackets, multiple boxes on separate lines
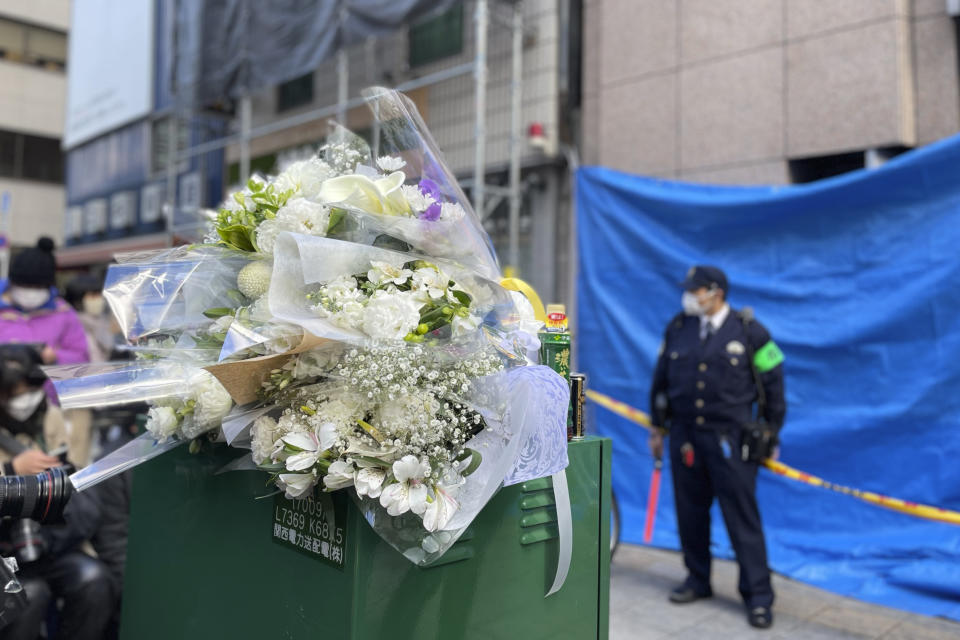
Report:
700,321,715,343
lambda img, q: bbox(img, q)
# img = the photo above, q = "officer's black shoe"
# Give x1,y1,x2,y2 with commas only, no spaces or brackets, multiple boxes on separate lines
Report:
747,607,773,629
668,585,712,604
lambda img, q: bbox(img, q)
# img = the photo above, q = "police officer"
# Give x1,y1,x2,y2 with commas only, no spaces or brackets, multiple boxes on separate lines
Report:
648,266,785,630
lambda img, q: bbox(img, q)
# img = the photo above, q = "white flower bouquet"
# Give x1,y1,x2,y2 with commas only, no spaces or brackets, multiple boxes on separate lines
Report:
52,88,569,564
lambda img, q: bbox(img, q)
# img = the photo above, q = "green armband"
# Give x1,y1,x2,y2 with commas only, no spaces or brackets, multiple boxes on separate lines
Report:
753,340,784,373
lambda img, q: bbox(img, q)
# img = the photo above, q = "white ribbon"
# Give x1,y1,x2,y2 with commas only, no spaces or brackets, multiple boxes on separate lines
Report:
546,468,573,597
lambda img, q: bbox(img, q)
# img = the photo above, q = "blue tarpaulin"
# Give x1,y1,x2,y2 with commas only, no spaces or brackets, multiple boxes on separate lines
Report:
575,134,960,620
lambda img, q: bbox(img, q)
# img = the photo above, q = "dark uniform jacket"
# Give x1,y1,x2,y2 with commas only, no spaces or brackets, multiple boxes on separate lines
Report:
650,308,786,436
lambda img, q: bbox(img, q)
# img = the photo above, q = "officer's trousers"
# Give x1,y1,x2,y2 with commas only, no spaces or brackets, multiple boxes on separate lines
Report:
669,424,774,608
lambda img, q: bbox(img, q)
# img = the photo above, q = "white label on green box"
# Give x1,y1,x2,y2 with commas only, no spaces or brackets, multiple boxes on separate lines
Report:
272,490,347,570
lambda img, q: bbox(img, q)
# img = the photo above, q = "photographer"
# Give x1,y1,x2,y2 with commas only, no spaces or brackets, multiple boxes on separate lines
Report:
0,345,112,640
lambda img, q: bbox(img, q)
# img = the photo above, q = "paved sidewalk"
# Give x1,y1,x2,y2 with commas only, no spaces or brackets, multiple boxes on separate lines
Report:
610,544,960,639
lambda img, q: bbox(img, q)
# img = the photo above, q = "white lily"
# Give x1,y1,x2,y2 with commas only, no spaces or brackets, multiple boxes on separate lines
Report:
282,422,337,472
316,171,411,216
278,472,316,499
379,455,430,516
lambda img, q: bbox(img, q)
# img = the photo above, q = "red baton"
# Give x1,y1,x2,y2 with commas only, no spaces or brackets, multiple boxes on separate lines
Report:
643,457,663,543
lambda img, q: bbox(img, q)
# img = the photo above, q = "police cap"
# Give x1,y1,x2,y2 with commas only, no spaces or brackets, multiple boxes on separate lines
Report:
680,265,728,293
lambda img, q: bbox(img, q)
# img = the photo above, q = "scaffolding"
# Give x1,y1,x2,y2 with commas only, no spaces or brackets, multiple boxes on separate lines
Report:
166,0,531,275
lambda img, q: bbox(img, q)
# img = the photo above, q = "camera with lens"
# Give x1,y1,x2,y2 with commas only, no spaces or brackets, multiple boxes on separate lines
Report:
0,467,73,565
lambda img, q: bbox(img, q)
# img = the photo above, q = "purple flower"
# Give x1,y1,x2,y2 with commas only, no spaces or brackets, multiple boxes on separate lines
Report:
418,178,443,221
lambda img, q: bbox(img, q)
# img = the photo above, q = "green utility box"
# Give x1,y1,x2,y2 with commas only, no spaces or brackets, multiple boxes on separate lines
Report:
120,437,612,639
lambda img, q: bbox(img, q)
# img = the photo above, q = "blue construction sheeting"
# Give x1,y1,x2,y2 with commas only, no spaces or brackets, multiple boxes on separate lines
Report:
575,134,960,621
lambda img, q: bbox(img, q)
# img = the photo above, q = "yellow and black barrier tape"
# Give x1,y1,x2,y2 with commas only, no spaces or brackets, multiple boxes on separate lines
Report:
585,389,960,527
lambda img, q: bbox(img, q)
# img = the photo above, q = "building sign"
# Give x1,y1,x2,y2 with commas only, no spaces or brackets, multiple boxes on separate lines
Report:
64,0,154,149
83,199,108,235
65,207,84,240
110,191,137,229
140,183,163,224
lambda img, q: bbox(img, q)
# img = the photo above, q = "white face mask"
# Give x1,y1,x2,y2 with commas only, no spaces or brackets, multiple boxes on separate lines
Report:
83,295,106,316
682,291,703,316
682,290,717,317
5,390,45,422
9,287,50,311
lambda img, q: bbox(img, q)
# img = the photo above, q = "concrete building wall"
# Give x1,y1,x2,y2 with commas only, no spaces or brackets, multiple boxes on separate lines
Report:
0,178,65,245
0,1,69,247
0,0,70,31
582,0,960,184
0,60,66,137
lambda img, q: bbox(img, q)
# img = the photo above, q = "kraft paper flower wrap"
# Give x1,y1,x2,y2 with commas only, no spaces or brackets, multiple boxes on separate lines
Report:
52,88,570,570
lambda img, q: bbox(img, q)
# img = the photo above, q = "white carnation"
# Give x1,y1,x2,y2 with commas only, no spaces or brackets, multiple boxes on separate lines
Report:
190,370,234,428
146,405,179,440
255,198,330,255
361,291,421,340
259,322,303,355
273,158,333,199
251,415,280,465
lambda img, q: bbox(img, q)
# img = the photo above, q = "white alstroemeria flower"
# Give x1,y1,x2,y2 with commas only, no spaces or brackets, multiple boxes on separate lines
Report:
283,422,338,471
379,455,430,516
376,156,407,172
146,405,179,439
355,467,386,499
411,267,447,301
279,472,316,499
422,476,463,532
361,290,421,341
323,460,356,490
367,260,413,287
316,171,411,216
451,312,482,337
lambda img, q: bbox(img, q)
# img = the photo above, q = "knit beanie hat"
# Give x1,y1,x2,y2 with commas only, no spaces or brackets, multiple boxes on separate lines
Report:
10,237,56,287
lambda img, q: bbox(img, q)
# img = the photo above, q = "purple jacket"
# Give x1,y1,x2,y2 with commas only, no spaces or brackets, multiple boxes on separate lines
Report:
0,282,90,365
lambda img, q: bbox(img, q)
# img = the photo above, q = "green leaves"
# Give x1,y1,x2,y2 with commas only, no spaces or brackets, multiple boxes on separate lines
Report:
451,289,471,306
214,181,293,253
217,224,256,253
457,448,483,477
202,307,234,319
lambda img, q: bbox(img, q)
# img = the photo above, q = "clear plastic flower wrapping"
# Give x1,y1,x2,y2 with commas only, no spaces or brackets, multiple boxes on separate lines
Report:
53,88,569,564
